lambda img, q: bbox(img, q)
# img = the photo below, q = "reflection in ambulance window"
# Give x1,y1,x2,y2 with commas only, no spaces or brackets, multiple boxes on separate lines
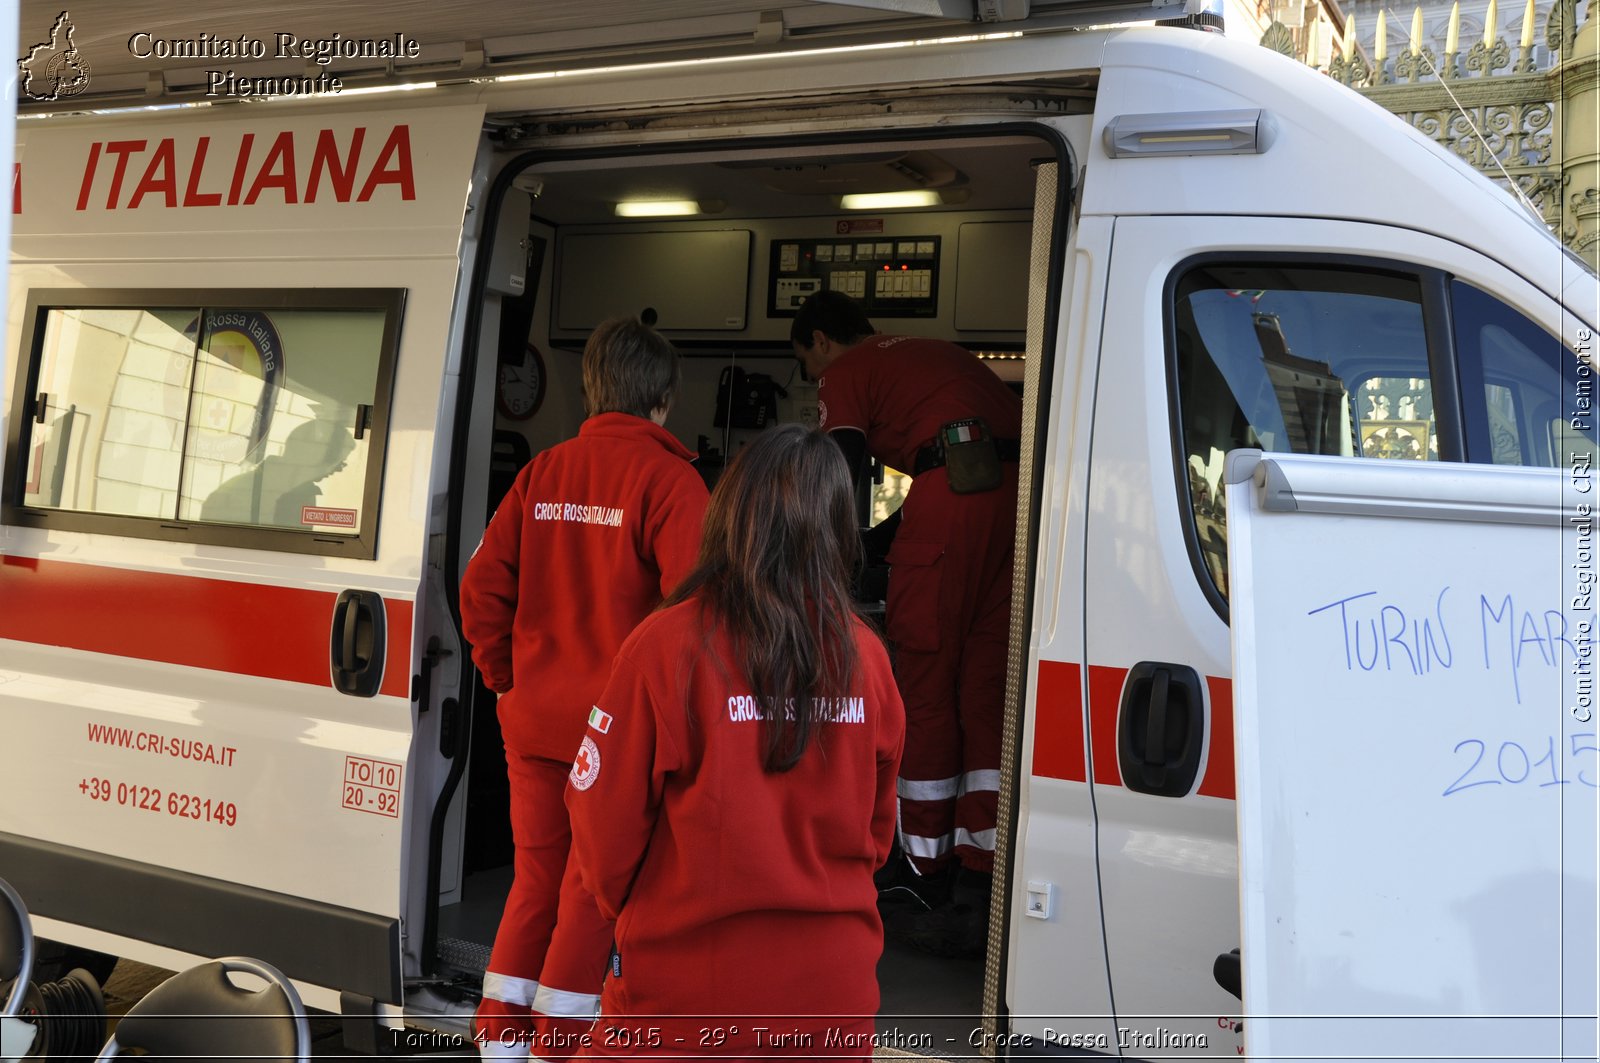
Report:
18,299,392,545
1450,280,1597,469
1357,375,1436,461
24,308,197,517
177,307,387,533
198,420,356,528
1173,263,1432,602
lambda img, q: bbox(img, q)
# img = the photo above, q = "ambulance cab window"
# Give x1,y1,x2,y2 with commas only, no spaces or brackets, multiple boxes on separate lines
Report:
1172,264,1433,600
1451,280,1597,468
8,292,400,557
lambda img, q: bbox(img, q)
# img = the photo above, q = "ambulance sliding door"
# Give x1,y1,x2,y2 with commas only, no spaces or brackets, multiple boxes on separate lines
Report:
0,101,485,1008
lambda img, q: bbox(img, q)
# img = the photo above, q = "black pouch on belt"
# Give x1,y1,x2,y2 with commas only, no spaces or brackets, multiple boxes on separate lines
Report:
939,417,1003,494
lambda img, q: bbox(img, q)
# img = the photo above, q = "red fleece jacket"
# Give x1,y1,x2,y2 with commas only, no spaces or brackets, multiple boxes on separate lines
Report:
566,600,905,1051
460,414,708,760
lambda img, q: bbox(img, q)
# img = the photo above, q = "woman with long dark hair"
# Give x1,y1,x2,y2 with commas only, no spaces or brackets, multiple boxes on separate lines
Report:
566,424,905,1059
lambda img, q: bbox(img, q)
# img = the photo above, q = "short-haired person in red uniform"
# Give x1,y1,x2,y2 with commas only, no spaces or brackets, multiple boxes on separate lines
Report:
790,290,1022,957
566,424,905,1059
461,318,710,1059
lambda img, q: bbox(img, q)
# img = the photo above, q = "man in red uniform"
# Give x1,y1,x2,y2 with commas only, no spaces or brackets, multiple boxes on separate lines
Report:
461,318,709,1058
791,290,1021,957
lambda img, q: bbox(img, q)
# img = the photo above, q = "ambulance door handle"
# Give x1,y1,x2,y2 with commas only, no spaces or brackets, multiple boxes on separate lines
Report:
1116,662,1205,798
331,589,386,698
1144,669,1171,774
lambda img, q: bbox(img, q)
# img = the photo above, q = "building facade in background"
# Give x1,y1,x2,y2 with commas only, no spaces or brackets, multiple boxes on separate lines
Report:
1250,0,1597,268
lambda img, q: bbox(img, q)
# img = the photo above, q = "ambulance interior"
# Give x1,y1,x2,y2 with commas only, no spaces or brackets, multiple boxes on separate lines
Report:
436,131,1058,1031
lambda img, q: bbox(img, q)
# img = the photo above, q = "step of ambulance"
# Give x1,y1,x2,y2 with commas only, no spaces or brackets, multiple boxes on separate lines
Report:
435,936,494,978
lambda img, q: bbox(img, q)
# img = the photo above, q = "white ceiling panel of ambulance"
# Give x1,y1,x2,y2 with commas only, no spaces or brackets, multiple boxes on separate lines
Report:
520,139,1045,225
17,0,1174,112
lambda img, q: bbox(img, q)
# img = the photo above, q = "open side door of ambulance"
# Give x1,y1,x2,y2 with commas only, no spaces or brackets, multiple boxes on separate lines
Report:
437,63,1098,1034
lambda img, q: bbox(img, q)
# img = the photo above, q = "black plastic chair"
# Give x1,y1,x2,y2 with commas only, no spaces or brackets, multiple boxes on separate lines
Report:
94,955,310,1063
0,876,33,1021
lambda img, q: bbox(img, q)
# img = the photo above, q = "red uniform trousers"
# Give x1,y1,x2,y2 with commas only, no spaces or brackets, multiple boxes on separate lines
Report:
479,751,613,1057
886,464,1017,875
577,1016,875,1063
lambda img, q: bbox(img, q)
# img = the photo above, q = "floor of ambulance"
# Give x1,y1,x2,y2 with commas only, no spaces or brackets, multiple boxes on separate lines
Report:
438,865,986,1055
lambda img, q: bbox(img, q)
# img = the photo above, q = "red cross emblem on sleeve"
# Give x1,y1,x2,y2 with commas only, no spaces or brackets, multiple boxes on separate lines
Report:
570,735,601,791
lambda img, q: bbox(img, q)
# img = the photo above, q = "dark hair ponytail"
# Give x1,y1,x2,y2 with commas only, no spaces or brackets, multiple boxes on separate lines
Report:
667,424,863,772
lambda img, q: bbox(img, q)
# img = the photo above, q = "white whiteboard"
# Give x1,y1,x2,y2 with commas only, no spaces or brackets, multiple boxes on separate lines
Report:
1226,451,1598,1062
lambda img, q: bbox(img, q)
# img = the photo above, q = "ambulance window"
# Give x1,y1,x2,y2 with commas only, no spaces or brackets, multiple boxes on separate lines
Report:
1451,281,1597,468
175,309,386,532
23,308,196,517
1172,263,1432,600
7,291,401,557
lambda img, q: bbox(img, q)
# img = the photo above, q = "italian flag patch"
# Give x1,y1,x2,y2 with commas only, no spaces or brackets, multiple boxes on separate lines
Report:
588,706,613,734
944,421,985,445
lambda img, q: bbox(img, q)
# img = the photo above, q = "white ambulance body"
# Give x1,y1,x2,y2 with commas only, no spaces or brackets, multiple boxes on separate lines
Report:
2,4,1595,1055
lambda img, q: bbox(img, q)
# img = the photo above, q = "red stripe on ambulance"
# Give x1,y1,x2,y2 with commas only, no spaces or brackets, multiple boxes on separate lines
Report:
1031,660,1236,798
1031,660,1086,782
1087,664,1128,787
0,556,410,697
1196,675,1236,800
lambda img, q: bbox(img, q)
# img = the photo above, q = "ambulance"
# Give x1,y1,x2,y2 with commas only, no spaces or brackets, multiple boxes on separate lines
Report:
1,0,1595,1055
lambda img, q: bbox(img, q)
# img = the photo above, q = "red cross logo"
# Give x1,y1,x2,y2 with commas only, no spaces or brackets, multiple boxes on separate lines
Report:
570,736,601,791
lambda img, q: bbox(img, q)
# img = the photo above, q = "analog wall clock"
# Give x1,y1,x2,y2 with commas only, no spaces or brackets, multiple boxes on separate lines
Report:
496,343,546,421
